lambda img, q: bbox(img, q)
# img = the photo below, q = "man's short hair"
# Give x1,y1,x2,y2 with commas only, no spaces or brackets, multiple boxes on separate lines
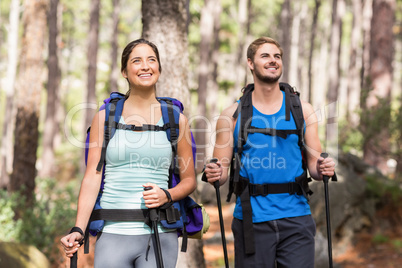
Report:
246,37,283,61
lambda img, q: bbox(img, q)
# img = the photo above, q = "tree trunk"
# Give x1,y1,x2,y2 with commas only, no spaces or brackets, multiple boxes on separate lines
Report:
39,0,61,178
141,1,202,267
85,0,100,130
109,0,120,93
208,0,221,129
288,1,307,87
141,0,190,111
307,0,321,104
280,0,292,83
346,0,363,126
0,0,20,189
10,0,48,207
361,0,373,92
325,0,344,150
195,0,215,172
226,0,250,106
235,0,248,90
362,0,395,174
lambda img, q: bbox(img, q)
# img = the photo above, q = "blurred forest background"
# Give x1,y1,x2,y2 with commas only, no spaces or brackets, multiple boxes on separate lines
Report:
0,0,401,267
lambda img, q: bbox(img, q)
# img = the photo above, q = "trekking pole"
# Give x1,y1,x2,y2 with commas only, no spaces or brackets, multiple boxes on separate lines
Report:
321,152,337,268
202,158,229,268
144,186,164,268
70,252,77,268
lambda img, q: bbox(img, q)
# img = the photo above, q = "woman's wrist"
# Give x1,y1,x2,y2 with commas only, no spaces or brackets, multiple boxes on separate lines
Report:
69,226,84,241
161,188,173,203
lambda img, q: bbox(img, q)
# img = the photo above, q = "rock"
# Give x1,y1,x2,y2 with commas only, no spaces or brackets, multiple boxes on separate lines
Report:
0,242,50,268
310,152,385,258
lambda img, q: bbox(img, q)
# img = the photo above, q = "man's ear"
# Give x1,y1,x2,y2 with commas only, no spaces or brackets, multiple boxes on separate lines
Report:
247,58,254,71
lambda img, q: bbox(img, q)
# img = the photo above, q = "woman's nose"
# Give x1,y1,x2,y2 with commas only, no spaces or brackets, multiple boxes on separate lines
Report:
140,61,149,69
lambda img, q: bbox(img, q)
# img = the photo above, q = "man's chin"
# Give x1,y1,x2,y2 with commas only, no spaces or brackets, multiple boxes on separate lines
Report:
260,76,281,84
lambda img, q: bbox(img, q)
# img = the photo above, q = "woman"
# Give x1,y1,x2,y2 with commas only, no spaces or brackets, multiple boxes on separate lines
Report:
60,39,196,268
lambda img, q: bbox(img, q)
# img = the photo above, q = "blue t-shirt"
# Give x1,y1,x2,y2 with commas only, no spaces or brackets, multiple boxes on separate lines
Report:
233,91,311,223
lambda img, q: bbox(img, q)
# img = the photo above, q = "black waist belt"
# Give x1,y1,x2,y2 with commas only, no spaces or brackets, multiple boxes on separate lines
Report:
248,181,303,196
234,170,312,255
90,207,181,224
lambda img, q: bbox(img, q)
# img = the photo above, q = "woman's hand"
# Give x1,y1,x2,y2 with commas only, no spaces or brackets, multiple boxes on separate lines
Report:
142,183,169,208
60,232,83,258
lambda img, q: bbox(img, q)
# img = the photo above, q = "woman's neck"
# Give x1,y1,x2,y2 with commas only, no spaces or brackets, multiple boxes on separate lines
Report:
126,87,159,107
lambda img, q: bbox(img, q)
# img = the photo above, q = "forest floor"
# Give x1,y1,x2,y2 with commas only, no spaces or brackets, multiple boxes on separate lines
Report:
203,204,402,268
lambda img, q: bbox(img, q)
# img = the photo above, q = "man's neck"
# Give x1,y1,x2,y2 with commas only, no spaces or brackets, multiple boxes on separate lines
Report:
252,80,282,105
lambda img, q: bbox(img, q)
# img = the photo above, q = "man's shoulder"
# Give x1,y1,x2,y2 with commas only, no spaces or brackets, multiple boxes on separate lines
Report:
221,102,239,118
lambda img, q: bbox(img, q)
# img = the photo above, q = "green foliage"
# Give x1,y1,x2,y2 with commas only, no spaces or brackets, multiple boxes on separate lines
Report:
392,239,402,250
338,119,364,154
0,177,77,258
372,233,389,244
365,174,402,202
0,191,23,242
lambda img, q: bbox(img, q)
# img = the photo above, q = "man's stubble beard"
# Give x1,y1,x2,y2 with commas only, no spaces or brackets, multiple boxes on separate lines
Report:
254,66,282,84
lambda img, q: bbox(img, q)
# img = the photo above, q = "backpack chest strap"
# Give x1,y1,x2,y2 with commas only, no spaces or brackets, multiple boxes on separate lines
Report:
115,122,169,132
246,126,300,139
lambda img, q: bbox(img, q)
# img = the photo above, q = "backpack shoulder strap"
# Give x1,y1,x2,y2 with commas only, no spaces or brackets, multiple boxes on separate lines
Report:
279,83,304,141
227,86,253,202
159,97,182,183
159,98,180,145
96,94,125,172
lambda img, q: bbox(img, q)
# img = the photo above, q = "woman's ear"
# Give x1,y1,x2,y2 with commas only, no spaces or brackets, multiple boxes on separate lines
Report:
122,70,127,78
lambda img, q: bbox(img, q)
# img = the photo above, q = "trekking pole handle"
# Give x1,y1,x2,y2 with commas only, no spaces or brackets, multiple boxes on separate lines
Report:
201,158,220,185
320,153,330,183
144,186,159,221
209,158,221,189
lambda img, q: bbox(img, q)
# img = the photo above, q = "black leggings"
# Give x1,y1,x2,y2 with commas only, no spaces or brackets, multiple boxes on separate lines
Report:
94,232,178,268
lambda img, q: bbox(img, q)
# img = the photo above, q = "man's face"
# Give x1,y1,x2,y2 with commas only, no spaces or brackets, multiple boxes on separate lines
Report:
248,43,283,83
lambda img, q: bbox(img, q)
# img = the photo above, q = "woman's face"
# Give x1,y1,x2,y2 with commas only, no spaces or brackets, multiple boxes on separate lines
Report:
122,44,160,89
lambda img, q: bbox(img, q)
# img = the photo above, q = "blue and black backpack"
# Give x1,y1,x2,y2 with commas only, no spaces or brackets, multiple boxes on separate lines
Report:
82,92,209,254
227,82,313,254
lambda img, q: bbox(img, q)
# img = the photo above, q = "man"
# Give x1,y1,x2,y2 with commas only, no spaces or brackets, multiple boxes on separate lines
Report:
204,37,336,267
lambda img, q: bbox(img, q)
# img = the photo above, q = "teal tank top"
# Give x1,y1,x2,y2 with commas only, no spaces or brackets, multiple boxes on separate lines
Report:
233,91,311,222
101,116,173,235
